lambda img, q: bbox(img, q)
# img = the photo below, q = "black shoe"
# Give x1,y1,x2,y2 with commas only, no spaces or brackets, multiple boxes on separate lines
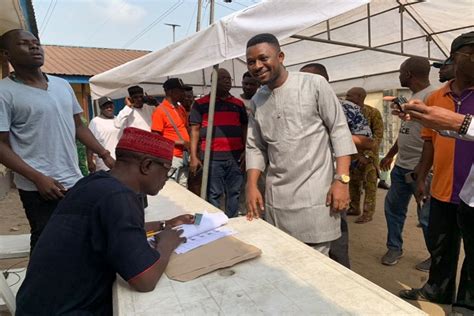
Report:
381,249,403,265
399,288,431,302
415,257,431,272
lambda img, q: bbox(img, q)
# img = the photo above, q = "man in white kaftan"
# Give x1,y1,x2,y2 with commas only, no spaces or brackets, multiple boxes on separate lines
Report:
245,33,356,254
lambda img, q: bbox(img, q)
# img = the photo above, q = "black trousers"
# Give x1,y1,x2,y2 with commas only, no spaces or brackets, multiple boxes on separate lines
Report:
329,213,350,269
18,190,60,253
421,198,473,311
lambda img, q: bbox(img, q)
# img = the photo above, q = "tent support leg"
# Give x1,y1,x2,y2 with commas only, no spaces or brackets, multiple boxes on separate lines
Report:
200,64,219,200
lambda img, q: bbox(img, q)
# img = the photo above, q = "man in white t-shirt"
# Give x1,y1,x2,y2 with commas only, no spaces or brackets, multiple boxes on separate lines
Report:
87,97,121,172
380,56,437,270
114,85,157,131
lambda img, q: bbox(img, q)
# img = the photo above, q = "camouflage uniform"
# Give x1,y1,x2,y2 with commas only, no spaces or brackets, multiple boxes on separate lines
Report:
349,104,383,218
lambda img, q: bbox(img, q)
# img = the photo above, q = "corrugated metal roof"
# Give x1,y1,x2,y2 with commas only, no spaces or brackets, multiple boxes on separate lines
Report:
42,45,150,77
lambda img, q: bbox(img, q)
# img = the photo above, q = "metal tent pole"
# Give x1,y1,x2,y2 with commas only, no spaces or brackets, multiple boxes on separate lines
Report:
200,0,218,199
200,65,219,199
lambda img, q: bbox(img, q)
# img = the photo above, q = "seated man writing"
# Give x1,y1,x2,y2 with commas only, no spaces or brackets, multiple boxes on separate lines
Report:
16,127,193,315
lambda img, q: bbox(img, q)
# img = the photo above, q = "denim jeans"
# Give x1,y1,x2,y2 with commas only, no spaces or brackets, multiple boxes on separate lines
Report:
384,165,431,251
207,159,243,218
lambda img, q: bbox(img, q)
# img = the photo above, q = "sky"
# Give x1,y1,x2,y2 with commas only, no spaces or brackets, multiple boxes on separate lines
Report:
32,0,261,51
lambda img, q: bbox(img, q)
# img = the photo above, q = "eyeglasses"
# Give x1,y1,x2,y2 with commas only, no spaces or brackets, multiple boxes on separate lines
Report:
151,159,172,170
455,51,474,62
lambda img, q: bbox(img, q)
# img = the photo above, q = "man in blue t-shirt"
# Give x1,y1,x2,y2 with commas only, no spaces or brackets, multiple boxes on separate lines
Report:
0,29,115,251
16,127,194,315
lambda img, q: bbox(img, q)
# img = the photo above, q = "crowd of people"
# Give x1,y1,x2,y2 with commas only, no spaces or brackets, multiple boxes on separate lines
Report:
0,27,472,315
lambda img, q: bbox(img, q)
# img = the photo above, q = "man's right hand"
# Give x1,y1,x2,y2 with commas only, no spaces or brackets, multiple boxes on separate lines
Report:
155,227,186,254
88,161,96,174
189,156,202,175
33,174,66,200
414,179,426,203
125,97,133,107
380,156,394,172
246,184,264,221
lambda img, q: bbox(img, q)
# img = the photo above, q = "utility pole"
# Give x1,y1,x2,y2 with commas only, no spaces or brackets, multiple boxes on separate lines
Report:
196,0,202,32
164,23,181,43
209,0,215,24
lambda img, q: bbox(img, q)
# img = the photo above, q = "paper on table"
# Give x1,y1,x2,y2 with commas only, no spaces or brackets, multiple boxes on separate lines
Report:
147,212,232,253
175,211,229,239
175,227,235,254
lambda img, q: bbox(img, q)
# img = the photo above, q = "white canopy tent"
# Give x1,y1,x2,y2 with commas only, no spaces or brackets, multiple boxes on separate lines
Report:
90,0,473,99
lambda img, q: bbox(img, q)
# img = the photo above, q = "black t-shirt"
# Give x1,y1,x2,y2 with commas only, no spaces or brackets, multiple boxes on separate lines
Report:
16,172,160,315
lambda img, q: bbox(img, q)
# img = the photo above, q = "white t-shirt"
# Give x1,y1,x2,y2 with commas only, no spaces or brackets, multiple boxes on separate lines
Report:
88,116,120,171
114,104,155,131
0,75,83,190
395,85,437,170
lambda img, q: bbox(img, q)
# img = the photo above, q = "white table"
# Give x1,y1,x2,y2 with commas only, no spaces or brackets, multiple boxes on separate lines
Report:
113,181,425,315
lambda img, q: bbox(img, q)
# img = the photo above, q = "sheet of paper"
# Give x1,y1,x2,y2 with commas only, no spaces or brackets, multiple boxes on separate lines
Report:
175,227,236,254
175,211,229,239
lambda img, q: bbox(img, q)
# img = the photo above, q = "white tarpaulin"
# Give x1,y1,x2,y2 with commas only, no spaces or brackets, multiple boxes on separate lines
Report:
89,0,369,99
90,0,474,99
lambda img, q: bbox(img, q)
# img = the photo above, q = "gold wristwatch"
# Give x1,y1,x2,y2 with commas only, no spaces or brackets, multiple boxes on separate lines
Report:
334,174,350,184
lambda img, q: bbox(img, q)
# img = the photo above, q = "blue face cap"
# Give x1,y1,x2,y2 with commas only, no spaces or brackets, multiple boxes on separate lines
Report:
432,58,453,68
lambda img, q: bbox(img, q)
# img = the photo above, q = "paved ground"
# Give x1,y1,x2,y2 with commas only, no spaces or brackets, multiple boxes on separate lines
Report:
1,187,462,315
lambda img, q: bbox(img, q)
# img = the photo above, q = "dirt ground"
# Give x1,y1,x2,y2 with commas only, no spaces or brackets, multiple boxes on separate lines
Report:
0,188,460,315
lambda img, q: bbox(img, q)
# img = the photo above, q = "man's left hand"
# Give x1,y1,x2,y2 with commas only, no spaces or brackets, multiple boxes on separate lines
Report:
167,214,195,227
326,181,350,212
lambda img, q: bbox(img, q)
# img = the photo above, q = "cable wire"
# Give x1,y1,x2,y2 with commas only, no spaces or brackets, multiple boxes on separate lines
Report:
39,0,54,31
40,0,58,36
185,1,199,36
122,0,184,48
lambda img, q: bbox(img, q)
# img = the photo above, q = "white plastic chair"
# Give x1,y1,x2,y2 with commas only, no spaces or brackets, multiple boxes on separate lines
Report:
0,234,30,259
0,234,30,314
0,271,16,313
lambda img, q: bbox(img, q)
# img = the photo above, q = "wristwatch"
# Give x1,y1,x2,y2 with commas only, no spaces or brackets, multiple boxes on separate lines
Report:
159,221,167,230
334,174,350,184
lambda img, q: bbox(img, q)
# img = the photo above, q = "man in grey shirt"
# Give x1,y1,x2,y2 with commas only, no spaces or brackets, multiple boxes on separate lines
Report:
0,29,114,250
245,33,356,255
380,57,436,269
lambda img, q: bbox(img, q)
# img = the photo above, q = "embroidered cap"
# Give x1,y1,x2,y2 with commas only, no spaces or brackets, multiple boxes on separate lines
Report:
116,127,174,162
127,85,144,96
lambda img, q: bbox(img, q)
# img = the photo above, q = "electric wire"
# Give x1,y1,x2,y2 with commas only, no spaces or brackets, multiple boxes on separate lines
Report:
40,0,58,36
122,0,184,48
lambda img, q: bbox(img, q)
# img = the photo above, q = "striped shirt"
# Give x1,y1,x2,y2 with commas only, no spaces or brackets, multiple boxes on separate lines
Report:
421,82,474,204
190,94,248,161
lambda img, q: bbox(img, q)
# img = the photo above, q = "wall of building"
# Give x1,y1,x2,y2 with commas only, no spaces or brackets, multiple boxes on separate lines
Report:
71,83,92,122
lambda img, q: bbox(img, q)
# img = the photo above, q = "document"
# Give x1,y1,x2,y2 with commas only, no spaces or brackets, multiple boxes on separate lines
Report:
148,212,235,254
175,227,235,254
174,212,234,254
